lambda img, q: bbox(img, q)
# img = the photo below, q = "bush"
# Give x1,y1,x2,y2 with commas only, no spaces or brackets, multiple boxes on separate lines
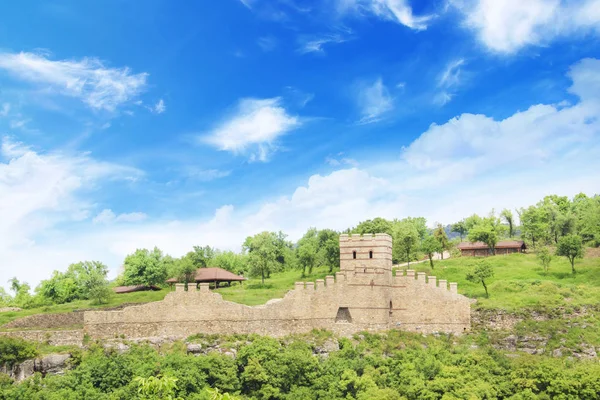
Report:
0,337,38,367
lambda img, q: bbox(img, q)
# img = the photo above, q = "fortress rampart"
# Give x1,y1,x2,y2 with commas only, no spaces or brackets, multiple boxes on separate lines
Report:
84,234,470,339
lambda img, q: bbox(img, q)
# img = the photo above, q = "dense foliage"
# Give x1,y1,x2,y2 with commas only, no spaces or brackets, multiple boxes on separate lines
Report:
1,332,600,399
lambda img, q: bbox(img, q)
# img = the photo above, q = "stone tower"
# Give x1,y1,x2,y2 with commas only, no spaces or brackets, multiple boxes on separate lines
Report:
339,233,393,286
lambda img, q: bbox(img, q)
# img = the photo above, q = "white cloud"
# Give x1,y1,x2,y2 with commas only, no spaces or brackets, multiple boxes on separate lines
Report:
152,99,166,114
93,209,148,224
0,103,9,117
298,34,349,54
201,97,300,162
0,137,143,287
454,0,600,53
434,58,466,106
357,78,394,124
257,36,278,52
337,0,433,30
2,58,600,291
326,153,359,167
183,168,231,181
0,52,148,111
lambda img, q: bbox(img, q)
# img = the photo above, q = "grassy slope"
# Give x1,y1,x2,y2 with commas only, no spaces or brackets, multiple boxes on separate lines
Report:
2,254,599,327
407,253,600,311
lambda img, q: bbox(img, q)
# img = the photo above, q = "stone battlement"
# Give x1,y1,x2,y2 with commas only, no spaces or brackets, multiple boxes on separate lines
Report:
84,233,470,339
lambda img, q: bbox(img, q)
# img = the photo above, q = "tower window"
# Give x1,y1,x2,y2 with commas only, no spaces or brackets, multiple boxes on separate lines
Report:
369,250,373,259
353,251,357,259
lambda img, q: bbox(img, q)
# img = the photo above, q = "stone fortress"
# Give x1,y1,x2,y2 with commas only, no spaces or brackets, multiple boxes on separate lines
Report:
84,233,471,339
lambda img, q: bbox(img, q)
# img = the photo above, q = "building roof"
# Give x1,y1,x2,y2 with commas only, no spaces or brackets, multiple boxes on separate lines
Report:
166,267,246,284
113,285,162,294
457,240,526,250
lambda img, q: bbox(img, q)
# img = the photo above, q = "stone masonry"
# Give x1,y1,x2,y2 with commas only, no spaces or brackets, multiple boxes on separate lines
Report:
84,234,470,339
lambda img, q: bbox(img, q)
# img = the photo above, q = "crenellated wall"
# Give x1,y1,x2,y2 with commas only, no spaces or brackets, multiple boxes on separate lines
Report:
84,233,470,339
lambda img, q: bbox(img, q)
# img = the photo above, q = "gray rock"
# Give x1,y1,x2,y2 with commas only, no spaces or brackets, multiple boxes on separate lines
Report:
187,344,202,354
35,354,71,375
552,348,563,357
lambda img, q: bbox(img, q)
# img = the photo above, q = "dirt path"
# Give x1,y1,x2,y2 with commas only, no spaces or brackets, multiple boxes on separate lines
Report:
393,251,450,268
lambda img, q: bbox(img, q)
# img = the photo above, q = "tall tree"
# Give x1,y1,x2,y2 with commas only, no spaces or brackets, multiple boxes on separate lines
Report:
433,223,449,259
245,232,279,284
296,228,319,277
421,235,442,269
123,247,168,286
466,260,494,298
175,254,198,289
500,209,514,238
189,245,215,268
519,206,549,248
556,234,584,274
468,224,499,255
395,222,419,266
317,229,340,273
451,220,468,241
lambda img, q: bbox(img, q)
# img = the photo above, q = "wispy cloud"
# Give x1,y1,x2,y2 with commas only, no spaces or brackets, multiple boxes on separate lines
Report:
434,58,465,106
336,0,434,31
201,97,300,162
152,99,166,114
0,103,10,117
326,153,359,167
0,52,148,112
257,36,278,52
93,209,147,224
453,0,600,54
357,78,394,124
297,33,349,54
183,167,231,181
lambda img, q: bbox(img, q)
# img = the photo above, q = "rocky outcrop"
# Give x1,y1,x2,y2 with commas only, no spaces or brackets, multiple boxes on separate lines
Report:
472,306,596,331
0,353,71,382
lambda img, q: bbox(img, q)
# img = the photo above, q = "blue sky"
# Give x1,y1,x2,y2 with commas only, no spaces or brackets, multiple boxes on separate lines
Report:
1,0,599,288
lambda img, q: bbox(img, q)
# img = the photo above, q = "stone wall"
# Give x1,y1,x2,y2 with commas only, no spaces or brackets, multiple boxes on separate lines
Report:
84,234,470,340
1,312,84,330
0,330,83,346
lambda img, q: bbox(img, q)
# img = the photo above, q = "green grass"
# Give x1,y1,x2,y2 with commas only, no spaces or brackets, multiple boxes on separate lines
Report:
404,252,600,311
217,266,334,305
0,290,169,327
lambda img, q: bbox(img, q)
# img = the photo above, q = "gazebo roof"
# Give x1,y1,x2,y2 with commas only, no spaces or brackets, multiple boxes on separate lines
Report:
166,267,246,284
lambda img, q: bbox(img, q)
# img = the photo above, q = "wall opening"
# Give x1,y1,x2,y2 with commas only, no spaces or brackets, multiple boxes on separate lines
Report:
353,251,357,259
389,301,393,316
335,307,352,323
369,250,373,259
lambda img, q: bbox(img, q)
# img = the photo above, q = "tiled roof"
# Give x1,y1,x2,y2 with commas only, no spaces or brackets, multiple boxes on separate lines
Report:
457,240,526,250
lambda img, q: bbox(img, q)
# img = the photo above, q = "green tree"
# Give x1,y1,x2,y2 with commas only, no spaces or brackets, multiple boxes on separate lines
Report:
500,209,514,238
123,247,168,286
296,228,319,277
174,254,198,289
468,224,499,255
519,205,550,247
395,222,419,266
212,251,248,275
421,235,442,269
466,259,494,298
318,229,340,273
433,223,450,259
451,220,468,241
133,375,182,400
189,245,215,268
245,232,280,284
353,217,393,236
537,247,552,274
464,214,483,231
556,234,584,274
